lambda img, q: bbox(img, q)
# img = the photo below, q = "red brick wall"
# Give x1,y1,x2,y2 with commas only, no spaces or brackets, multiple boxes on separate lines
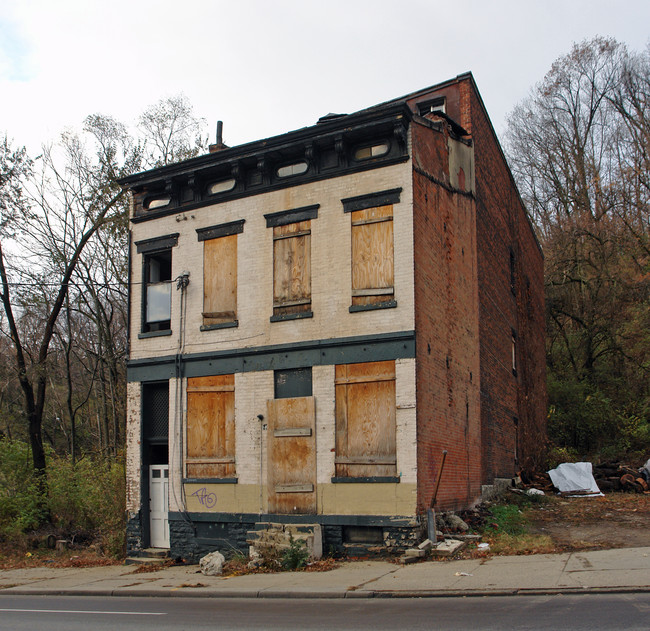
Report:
461,79,547,480
411,120,482,513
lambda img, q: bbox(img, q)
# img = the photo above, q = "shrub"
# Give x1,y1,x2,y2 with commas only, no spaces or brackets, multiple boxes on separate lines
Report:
0,440,125,558
0,440,46,541
281,533,309,570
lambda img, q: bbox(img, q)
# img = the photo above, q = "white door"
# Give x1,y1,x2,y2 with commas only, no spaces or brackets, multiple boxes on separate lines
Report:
149,465,170,548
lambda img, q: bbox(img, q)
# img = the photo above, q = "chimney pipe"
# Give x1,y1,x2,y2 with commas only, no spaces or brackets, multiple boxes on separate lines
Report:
209,120,228,153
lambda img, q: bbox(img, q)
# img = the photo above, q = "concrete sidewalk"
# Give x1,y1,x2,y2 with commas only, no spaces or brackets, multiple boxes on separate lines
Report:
1,547,649,599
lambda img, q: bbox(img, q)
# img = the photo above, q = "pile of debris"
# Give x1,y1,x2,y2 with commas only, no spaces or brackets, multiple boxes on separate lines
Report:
592,462,649,493
519,459,650,495
399,511,484,564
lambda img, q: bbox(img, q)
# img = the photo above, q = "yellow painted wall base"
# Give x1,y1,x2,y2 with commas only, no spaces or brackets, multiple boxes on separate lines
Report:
183,482,417,517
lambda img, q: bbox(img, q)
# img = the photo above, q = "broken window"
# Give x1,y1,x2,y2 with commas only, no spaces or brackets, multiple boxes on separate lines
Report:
143,249,172,332
417,97,446,116
350,204,395,310
136,233,178,335
197,220,244,329
186,375,235,478
334,360,396,478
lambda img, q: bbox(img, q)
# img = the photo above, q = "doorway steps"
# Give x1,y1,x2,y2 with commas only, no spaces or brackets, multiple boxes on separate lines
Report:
124,547,170,566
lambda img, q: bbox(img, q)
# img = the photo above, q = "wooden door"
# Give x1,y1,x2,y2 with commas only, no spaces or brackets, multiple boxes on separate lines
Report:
267,397,316,514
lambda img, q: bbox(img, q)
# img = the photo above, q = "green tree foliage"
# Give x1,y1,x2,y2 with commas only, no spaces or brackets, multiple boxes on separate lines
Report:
506,38,650,461
0,439,125,556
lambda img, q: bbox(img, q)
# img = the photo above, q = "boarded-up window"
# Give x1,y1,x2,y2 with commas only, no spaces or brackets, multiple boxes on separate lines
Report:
351,205,394,307
186,375,235,478
335,360,396,477
273,220,311,318
203,235,237,326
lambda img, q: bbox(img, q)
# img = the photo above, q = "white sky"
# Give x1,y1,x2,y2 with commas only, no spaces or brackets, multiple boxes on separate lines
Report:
1,0,649,155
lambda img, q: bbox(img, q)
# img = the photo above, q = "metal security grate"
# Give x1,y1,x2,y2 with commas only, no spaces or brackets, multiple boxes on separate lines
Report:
142,382,169,441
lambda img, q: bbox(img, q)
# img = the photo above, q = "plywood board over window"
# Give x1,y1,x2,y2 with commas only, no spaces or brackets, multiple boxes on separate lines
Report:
203,235,237,326
186,375,235,478
351,205,394,307
335,360,396,477
273,220,311,317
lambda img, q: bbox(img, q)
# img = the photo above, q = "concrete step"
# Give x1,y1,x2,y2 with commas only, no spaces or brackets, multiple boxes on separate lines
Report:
140,548,170,559
124,548,170,566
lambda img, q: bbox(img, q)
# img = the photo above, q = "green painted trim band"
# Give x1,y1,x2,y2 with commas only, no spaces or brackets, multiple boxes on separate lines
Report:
342,188,402,212
264,204,319,228
127,330,415,382
196,219,245,241
135,233,179,253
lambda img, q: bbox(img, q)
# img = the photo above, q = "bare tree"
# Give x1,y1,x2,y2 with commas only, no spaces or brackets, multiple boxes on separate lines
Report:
505,38,650,456
139,94,208,166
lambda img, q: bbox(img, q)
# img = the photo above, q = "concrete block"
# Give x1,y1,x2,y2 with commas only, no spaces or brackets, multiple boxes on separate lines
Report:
430,539,466,557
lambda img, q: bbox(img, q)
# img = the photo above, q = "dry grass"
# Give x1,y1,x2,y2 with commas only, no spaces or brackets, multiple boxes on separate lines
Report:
0,547,120,570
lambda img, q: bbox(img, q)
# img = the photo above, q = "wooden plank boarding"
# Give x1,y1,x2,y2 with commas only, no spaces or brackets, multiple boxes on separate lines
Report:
186,375,235,478
267,396,316,514
351,205,394,307
335,361,396,478
203,234,237,325
273,220,311,316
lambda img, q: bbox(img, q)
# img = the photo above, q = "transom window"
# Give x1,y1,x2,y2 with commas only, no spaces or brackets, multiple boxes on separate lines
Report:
277,162,308,178
207,178,236,195
144,196,171,210
354,143,389,161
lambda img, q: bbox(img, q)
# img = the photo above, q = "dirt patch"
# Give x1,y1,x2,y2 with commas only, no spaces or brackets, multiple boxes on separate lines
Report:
527,493,650,551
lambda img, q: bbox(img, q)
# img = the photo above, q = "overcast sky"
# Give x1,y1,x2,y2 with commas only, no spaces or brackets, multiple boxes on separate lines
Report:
2,0,649,155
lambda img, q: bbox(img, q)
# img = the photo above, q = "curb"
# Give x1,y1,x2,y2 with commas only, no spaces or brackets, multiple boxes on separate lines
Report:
3,586,650,599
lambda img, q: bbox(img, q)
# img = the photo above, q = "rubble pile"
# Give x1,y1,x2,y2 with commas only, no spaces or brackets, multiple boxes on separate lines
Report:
592,462,649,493
520,460,650,495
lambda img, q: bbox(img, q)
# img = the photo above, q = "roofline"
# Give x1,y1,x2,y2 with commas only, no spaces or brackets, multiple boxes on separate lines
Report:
462,74,544,258
118,101,412,187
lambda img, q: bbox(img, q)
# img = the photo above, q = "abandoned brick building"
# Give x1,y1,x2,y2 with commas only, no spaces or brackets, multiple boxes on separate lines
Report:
120,73,546,560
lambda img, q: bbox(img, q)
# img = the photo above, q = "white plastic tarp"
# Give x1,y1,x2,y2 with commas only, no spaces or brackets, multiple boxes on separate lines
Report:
547,462,603,497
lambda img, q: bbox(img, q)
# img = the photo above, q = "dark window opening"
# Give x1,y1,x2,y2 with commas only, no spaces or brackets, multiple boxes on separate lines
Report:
417,97,446,116
143,250,172,332
274,367,313,399
343,526,383,544
142,381,169,444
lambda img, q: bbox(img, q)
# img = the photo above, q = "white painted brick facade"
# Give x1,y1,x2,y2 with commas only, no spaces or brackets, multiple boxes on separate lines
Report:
129,161,414,360
127,159,420,518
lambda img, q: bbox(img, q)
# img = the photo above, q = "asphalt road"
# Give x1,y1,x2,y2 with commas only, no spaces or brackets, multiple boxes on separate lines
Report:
1,594,650,630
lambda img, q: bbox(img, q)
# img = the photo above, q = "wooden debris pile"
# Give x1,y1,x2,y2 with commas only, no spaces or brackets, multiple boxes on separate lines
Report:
592,462,649,493
520,462,650,495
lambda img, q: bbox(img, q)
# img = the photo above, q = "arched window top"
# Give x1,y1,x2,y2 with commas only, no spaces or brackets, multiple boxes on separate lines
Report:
144,196,171,211
354,143,389,161
277,161,308,178
208,178,236,195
